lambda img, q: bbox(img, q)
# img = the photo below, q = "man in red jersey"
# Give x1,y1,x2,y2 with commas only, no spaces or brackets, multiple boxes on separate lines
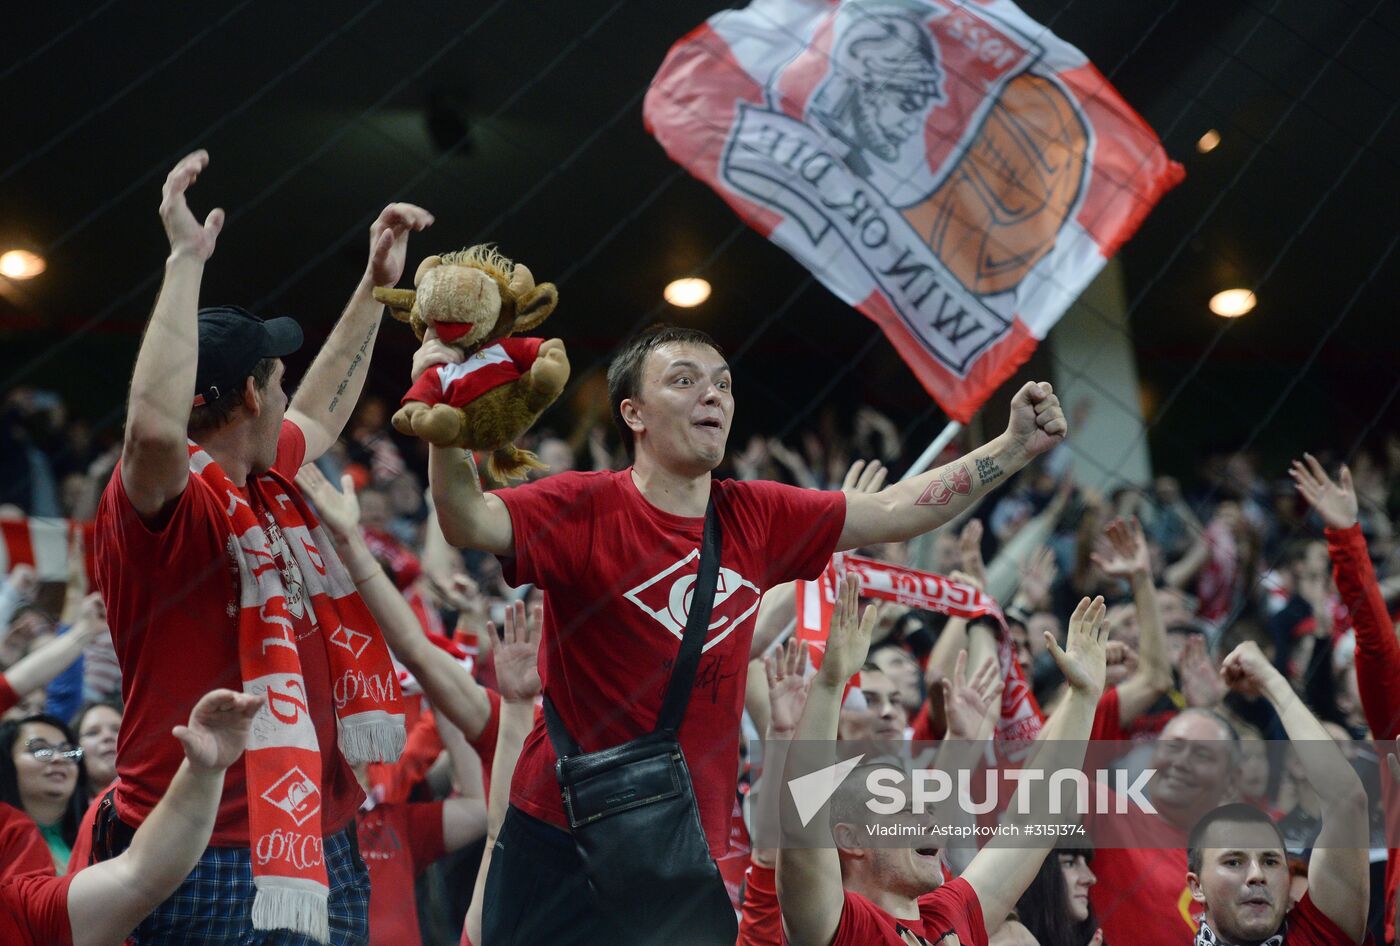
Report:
426,322,1066,942
779,577,1108,946
92,150,431,944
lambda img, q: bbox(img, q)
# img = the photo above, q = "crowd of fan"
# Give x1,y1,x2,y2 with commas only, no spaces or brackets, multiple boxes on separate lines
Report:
3,378,1399,944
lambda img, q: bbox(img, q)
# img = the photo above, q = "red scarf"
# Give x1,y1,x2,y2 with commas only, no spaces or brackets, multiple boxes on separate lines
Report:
191,445,405,941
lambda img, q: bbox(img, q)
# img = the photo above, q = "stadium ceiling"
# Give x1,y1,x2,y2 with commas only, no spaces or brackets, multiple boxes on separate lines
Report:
3,0,1397,450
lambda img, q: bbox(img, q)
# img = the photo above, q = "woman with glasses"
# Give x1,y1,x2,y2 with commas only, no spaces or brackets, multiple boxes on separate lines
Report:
0,713,89,873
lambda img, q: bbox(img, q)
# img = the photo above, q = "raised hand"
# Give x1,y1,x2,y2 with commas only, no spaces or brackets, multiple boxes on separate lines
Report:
765,637,812,735
6,563,38,602
819,573,878,685
1046,596,1107,696
1017,545,1058,609
1220,640,1282,700
411,325,465,383
1179,636,1226,708
1004,381,1067,461
841,458,888,495
1290,453,1357,529
492,600,541,703
368,203,435,288
958,519,988,589
160,150,224,261
942,649,1003,741
173,688,262,773
294,465,361,538
1091,517,1150,579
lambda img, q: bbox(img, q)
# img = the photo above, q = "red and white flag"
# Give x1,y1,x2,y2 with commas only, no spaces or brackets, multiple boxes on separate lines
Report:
645,0,1183,421
0,518,95,583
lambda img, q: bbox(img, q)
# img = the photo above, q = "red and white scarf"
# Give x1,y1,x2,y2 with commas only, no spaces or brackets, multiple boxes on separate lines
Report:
191,445,405,941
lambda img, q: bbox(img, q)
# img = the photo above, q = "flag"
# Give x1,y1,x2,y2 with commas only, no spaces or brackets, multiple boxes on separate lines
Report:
645,0,1184,421
0,517,95,584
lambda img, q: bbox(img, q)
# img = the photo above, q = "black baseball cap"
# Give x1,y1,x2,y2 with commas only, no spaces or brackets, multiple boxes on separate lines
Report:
193,305,303,407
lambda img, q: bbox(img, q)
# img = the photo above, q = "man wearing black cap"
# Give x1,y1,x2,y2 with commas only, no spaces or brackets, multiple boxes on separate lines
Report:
89,150,432,945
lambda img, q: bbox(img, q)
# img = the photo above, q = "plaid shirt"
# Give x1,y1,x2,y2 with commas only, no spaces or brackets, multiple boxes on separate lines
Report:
126,826,368,945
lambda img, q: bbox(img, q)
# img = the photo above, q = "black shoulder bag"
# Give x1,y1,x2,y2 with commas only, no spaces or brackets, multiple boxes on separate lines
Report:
542,499,738,945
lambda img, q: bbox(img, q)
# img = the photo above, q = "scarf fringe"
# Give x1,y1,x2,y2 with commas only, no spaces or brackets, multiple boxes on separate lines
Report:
337,711,407,764
252,884,330,943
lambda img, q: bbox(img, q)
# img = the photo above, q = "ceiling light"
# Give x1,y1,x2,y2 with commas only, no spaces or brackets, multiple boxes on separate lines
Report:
1196,129,1221,154
0,249,45,280
1209,288,1256,318
664,277,711,308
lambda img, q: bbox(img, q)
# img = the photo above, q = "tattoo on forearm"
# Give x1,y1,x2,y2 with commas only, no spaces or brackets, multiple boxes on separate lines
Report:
975,456,1004,487
915,464,973,506
328,323,377,414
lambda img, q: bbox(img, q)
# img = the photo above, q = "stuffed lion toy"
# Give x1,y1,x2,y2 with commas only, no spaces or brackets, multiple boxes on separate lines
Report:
373,245,569,481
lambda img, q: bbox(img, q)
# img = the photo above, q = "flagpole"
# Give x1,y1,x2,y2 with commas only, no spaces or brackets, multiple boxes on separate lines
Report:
900,420,963,481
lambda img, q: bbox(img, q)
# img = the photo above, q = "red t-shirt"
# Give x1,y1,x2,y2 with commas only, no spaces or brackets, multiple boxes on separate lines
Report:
496,470,845,856
0,871,74,946
359,800,447,946
94,421,361,845
0,676,17,715
738,862,781,946
1086,800,1196,946
823,877,987,946
0,804,56,882
1279,891,1364,946
401,338,543,409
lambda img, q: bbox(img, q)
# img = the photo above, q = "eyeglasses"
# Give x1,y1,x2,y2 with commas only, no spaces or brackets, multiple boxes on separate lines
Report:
23,739,83,764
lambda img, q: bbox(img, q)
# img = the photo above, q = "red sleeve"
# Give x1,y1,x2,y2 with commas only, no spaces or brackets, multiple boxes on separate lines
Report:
919,877,988,946
911,698,942,741
402,365,443,407
98,463,223,564
1089,687,1124,741
1287,890,1363,946
2,871,75,946
830,890,896,945
0,675,16,715
0,805,57,882
725,480,846,589
404,800,449,875
271,419,308,479
467,687,501,788
501,336,543,369
494,472,602,589
737,863,782,946
1326,524,1400,738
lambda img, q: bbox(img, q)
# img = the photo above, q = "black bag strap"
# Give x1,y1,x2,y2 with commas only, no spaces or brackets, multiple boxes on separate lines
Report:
544,496,723,758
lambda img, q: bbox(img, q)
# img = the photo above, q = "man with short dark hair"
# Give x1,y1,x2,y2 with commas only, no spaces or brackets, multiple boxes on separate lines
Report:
93,150,431,944
429,322,1067,942
1181,640,1368,946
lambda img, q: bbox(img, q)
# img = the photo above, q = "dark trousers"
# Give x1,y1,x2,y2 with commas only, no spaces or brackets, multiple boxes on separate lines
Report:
482,806,739,946
481,806,616,944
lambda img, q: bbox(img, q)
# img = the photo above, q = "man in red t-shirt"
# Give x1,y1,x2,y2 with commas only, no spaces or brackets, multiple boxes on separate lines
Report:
92,150,432,944
1186,802,1366,946
780,579,1109,946
426,323,1067,943
1,688,260,946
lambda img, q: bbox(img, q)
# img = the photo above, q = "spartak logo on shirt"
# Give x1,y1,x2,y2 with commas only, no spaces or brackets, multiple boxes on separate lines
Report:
623,549,761,653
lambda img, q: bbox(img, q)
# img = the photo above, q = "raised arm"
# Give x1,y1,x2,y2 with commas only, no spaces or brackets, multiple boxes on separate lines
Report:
465,598,541,946
68,688,260,946
121,151,224,519
1091,518,1173,723
778,574,878,946
286,204,433,462
1220,641,1368,942
4,594,106,701
436,714,488,853
429,446,515,556
837,382,1065,551
296,466,493,739
961,596,1107,933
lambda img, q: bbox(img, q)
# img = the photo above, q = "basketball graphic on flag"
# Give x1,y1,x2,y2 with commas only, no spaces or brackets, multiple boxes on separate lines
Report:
912,73,1089,296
